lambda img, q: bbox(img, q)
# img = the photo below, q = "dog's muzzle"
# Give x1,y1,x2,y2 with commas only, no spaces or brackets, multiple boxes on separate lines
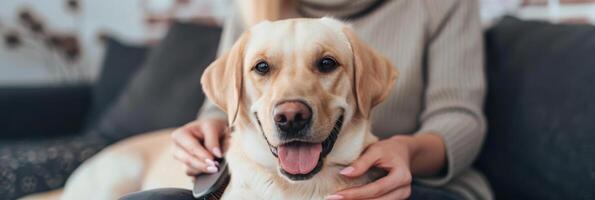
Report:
255,110,344,181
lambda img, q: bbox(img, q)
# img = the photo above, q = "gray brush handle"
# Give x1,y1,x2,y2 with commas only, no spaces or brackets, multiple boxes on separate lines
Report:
192,158,229,198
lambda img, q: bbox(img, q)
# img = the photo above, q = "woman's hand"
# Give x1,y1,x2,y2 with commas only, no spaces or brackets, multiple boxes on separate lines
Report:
171,119,228,176
326,136,417,200
326,133,446,200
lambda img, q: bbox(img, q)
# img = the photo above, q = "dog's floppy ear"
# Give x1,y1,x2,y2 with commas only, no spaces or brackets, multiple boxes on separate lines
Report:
201,33,250,125
343,27,398,119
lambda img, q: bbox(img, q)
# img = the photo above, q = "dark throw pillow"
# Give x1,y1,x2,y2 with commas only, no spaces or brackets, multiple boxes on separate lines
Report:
86,37,150,126
89,22,221,141
477,16,595,200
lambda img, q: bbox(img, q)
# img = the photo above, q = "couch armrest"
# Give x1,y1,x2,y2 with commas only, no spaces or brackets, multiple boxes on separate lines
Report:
0,85,92,140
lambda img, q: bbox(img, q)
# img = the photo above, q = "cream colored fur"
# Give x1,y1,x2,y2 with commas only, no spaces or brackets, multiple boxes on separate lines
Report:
23,17,397,200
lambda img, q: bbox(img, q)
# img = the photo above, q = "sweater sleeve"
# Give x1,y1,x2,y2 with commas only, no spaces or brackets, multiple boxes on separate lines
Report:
416,0,487,186
197,5,246,121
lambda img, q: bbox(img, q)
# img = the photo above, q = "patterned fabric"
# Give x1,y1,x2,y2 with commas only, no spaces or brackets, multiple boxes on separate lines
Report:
0,134,110,199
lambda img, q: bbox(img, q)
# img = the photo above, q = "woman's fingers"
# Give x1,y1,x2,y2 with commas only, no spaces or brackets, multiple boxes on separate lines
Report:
172,148,217,176
335,165,412,200
201,122,224,158
182,162,218,176
184,165,201,176
340,145,381,177
171,128,214,161
172,148,204,169
335,172,398,199
171,120,228,177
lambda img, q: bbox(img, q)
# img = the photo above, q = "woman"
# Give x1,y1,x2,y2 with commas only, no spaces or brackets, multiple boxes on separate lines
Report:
125,0,491,199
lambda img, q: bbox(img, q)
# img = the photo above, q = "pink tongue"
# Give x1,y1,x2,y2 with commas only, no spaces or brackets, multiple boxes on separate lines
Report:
278,143,322,175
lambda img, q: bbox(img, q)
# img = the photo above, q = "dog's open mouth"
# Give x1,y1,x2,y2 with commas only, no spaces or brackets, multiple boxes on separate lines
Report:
278,142,322,176
255,113,344,181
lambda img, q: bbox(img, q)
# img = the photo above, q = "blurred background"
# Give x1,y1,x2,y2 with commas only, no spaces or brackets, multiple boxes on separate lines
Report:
0,0,230,85
1,0,594,200
0,0,594,86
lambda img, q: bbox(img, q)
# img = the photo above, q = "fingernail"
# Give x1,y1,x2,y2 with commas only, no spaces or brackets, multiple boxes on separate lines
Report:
212,147,222,158
340,166,354,175
206,166,218,173
191,160,203,169
205,158,217,166
325,194,343,200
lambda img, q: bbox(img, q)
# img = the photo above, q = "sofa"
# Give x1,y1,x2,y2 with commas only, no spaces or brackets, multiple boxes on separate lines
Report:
476,17,595,199
1,17,594,199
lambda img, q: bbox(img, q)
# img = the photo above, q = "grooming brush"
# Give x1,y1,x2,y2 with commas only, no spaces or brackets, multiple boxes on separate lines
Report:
193,158,230,200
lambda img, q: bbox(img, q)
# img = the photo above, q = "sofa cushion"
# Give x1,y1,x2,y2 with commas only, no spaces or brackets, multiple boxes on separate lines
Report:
86,37,150,126
477,16,595,200
89,22,221,141
0,85,91,139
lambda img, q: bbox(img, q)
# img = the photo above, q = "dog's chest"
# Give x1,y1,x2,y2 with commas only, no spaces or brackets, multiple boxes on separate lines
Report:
223,158,375,200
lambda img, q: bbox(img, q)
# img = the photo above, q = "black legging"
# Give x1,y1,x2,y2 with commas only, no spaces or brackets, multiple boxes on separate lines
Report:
0,134,110,199
119,184,464,200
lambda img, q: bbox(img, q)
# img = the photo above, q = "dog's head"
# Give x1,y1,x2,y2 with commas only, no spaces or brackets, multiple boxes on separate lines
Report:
201,18,397,181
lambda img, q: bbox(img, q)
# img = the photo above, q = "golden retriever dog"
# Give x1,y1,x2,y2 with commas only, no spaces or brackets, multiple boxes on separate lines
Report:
27,17,397,200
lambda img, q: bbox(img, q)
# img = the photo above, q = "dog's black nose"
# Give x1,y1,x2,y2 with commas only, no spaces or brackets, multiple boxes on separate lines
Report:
274,101,312,133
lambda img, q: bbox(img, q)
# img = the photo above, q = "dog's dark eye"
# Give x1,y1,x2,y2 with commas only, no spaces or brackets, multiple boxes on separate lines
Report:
317,57,338,73
254,61,270,75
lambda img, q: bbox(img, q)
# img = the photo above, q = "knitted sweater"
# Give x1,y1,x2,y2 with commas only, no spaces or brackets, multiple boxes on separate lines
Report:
199,0,492,199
